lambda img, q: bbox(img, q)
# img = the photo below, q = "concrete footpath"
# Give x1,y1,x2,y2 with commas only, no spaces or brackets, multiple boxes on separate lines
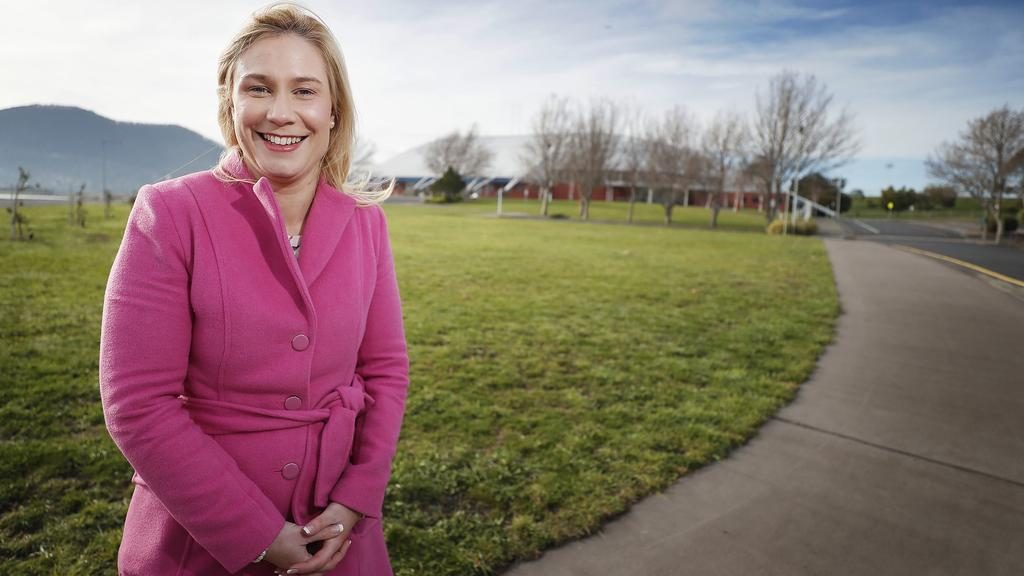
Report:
505,239,1024,576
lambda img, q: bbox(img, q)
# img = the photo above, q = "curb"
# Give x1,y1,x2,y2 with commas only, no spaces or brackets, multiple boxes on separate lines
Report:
892,244,1024,291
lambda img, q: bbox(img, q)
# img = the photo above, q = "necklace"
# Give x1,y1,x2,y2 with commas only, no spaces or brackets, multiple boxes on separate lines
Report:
287,234,302,257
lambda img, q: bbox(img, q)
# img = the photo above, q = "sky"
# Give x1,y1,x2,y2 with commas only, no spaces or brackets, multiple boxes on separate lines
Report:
2,0,1022,194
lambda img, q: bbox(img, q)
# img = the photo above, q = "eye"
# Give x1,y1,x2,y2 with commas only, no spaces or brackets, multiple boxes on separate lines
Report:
247,85,270,95
295,87,317,97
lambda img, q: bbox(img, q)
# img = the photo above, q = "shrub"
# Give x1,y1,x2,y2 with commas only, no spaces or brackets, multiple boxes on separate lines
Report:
429,167,465,203
923,185,957,209
794,220,818,235
986,214,1019,234
424,194,451,205
913,192,933,211
880,186,917,212
766,219,817,236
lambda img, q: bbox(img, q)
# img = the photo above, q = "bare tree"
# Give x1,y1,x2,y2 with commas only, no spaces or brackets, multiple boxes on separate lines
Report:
568,100,621,221
645,106,701,226
423,124,493,180
9,167,30,240
1012,147,1024,205
752,70,859,222
522,95,572,217
1013,147,1024,207
620,105,648,224
741,155,773,213
702,110,749,228
927,105,1024,243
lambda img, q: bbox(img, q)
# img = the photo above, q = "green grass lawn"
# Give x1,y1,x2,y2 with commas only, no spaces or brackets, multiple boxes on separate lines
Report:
1,201,838,575
419,197,771,232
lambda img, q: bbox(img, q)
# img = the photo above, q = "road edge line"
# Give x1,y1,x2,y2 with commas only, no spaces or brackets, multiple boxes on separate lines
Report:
850,219,879,234
893,244,1024,289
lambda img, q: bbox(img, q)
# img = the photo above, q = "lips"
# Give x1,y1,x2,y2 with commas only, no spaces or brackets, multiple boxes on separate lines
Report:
259,132,308,146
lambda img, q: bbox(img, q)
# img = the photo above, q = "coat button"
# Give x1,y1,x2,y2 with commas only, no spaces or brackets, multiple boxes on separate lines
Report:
291,334,309,351
284,396,302,410
282,462,300,480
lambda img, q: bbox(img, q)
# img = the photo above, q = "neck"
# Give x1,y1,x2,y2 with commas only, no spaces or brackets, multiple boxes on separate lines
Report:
269,173,319,236
275,188,315,237
235,156,319,236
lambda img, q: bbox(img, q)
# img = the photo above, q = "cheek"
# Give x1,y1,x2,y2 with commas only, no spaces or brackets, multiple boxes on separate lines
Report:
307,102,334,131
233,103,256,132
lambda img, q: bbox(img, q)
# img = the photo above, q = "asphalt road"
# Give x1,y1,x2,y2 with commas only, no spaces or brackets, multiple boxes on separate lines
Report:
834,217,1024,283
504,238,1024,576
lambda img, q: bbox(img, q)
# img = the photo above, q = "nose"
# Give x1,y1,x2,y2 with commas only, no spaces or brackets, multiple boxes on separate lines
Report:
267,95,296,126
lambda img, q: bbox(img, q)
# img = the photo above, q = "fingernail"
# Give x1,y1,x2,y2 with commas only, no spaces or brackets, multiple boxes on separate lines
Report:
302,525,313,535
287,570,297,575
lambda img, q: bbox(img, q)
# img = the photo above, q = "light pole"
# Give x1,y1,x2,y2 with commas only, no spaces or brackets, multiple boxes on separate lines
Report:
782,125,805,236
783,176,799,236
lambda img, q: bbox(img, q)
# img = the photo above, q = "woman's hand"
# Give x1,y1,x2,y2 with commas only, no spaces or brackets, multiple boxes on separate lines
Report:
277,502,362,575
264,522,312,570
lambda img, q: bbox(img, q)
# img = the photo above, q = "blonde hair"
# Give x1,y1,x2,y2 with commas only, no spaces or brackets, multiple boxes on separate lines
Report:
215,2,391,205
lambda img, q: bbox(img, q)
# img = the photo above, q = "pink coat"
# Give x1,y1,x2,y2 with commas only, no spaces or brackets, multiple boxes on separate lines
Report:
100,154,409,575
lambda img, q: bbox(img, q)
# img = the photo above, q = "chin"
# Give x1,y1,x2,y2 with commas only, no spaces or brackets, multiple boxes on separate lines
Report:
250,157,316,186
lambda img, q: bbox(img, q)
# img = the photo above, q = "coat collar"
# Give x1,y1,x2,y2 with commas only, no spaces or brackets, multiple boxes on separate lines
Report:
220,152,357,290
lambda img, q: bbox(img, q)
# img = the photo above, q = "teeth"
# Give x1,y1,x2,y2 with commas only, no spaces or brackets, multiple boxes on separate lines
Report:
262,133,303,146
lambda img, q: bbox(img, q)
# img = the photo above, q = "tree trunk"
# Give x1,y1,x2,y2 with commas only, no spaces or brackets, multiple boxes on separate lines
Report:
9,191,18,241
980,200,990,242
580,193,590,221
994,201,1004,244
664,203,673,226
711,205,720,228
765,178,782,223
628,187,636,224
540,186,550,217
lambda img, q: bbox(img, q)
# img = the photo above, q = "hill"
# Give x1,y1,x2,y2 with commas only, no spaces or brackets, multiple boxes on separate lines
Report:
0,105,222,196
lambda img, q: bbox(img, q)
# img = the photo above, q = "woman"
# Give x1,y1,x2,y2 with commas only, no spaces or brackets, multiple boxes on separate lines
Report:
99,4,408,575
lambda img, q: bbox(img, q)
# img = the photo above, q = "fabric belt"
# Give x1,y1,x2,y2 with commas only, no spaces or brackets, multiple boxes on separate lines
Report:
181,375,372,513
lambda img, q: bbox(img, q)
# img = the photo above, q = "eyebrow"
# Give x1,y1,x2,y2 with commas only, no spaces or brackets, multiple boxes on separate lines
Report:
239,73,324,85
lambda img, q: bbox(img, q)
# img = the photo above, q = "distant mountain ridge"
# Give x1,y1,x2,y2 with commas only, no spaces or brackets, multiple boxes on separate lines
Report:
0,105,223,195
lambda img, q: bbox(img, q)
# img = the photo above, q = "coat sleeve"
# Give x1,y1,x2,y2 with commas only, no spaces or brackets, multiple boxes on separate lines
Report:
329,205,410,519
99,184,284,573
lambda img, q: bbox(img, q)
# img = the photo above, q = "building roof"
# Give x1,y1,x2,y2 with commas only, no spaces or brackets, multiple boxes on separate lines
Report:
373,135,533,181
372,134,760,192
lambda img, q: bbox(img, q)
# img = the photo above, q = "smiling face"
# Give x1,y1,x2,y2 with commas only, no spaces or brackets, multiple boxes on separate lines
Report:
231,33,334,191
